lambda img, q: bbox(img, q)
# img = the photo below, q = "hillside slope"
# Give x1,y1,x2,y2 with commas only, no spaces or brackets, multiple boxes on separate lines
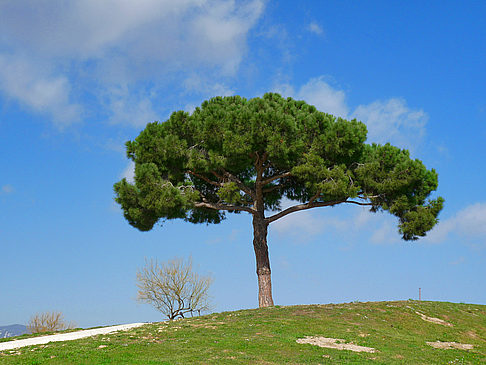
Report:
0,325,27,339
0,301,485,364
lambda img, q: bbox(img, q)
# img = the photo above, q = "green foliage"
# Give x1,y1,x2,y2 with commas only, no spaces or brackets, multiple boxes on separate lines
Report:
355,143,444,240
114,93,443,240
217,182,244,205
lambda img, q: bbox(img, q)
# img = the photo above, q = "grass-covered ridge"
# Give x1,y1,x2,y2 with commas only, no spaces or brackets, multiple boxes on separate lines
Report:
1,301,485,364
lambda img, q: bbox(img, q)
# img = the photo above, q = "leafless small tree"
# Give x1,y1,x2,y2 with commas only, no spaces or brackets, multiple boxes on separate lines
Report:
27,311,76,333
136,257,213,320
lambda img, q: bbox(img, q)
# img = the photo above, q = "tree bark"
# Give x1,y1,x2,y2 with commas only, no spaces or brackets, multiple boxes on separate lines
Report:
252,215,274,307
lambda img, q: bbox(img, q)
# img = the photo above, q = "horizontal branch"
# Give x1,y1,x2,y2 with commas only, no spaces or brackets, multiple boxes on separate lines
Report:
347,200,375,206
266,199,374,224
266,199,346,224
194,201,256,214
261,171,292,185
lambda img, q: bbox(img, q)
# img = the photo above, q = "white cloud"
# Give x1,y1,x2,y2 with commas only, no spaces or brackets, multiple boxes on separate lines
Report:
453,203,486,236
425,219,455,243
105,85,159,127
0,1,264,66
270,203,406,246
0,54,81,125
0,0,265,127
426,202,486,244
190,0,265,75
352,98,428,151
307,22,323,35
369,221,401,245
271,201,486,247
275,77,349,118
277,77,428,151
272,211,326,239
271,203,368,243
121,161,135,184
183,74,235,97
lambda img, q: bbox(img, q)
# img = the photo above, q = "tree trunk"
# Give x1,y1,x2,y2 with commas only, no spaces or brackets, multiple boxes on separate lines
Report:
252,215,274,307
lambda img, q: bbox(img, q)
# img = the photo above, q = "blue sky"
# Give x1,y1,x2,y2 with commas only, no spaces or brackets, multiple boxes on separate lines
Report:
1,1,485,328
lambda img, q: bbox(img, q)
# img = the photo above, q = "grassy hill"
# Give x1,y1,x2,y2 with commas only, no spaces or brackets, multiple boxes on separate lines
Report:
1,300,485,364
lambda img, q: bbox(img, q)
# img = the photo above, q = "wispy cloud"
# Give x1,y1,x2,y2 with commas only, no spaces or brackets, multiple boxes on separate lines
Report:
121,161,135,184
272,210,335,241
307,22,324,35
450,256,465,265
271,198,486,247
270,198,346,242
183,74,235,98
1,184,14,194
0,54,81,126
426,202,486,245
352,98,428,151
270,202,414,246
275,77,349,118
369,220,401,245
270,202,401,245
104,85,159,127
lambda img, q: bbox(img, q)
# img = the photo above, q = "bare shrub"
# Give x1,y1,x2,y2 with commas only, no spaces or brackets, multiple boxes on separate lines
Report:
136,257,213,320
27,311,76,333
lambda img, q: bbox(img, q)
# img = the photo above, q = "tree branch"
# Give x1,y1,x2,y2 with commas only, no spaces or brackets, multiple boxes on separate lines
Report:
262,171,292,185
194,201,256,214
189,169,257,204
187,171,221,187
221,169,256,200
308,190,321,205
266,199,346,224
266,198,374,224
262,185,283,193
344,200,374,207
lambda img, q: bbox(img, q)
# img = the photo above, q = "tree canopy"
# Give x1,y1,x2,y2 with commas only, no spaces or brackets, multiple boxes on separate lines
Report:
114,93,443,307
114,93,443,241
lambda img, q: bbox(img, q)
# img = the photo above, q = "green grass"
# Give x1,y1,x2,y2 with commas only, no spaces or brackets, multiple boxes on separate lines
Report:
1,301,485,364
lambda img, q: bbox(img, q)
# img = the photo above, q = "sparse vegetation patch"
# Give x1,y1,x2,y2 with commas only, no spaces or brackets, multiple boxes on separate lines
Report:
296,336,377,352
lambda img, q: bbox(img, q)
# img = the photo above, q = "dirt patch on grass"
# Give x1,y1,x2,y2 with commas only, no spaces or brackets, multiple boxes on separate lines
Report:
465,330,479,339
426,341,473,350
296,336,376,353
416,312,453,326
